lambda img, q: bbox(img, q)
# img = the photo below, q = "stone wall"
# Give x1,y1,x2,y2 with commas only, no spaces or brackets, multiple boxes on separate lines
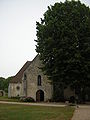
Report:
0,90,5,96
22,55,53,101
8,82,22,97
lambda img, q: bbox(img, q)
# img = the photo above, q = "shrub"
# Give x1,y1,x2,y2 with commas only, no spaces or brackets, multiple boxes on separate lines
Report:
20,96,35,102
11,96,20,99
19,96,26,102
69,96,75,103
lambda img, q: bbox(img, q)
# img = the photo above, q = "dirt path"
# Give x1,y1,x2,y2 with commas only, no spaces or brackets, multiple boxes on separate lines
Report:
72,105,90,120
0,101,66,107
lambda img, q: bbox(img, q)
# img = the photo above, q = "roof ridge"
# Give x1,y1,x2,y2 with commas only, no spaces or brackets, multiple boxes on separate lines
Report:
9,55,39,83
10,61,31,83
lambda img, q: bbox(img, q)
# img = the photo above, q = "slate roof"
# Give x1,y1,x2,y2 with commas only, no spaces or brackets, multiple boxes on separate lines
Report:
10,61,31,83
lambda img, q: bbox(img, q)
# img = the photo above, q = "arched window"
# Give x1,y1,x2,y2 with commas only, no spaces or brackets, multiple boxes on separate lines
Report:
24,73,27,80
37,75,41,86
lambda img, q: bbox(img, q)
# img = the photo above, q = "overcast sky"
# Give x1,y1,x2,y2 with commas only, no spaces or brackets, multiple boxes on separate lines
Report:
0,0,90,78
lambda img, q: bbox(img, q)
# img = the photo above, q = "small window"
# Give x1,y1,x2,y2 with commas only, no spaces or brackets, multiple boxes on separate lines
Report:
16,86,20,91
24,74,27,80
37,75,41,86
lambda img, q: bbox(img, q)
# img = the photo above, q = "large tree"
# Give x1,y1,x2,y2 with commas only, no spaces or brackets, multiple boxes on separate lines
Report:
35,0,90,101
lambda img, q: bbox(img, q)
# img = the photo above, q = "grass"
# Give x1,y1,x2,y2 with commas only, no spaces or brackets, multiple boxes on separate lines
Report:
0,96,19,102
0,103,74,120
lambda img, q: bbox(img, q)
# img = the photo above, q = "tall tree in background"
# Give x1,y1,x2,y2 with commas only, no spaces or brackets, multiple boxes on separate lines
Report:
35,0,90,101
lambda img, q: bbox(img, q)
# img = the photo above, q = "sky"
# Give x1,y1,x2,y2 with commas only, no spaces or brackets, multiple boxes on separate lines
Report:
0,0,90,78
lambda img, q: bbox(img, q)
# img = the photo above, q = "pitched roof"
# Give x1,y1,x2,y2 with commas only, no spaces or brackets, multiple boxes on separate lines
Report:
10,61,31,83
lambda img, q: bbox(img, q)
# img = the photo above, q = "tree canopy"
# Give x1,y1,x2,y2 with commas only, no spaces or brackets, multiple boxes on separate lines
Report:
35,0,90,101
0,77,13,93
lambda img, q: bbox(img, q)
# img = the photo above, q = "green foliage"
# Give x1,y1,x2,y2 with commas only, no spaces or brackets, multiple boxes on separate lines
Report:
0,77,5,91
35,0,90,101
0,76,13,93
20,96,35,102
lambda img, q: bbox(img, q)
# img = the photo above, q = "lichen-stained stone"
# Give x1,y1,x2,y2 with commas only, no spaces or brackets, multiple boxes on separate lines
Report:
22,55,53,101
8,55,53,101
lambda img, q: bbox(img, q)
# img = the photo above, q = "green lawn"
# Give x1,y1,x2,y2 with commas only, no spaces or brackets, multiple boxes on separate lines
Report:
0,96,19,102
0,103,74,120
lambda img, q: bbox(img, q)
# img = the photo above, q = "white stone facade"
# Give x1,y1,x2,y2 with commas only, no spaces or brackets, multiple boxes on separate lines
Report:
22,55,53,101
8,55,53,101
8,83,22,97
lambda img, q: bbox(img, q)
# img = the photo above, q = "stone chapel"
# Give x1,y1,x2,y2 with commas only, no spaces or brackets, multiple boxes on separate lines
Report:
8,55,75,102
8,55,53,102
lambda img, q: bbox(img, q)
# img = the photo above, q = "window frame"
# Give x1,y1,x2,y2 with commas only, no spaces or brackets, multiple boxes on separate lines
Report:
37,75,41,86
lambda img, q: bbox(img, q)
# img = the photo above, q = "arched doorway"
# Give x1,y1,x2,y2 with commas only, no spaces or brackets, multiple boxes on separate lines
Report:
36,90,44,102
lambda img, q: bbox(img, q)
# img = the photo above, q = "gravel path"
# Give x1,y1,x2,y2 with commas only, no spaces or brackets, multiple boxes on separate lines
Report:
0,101,66,107
72,105,90,120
